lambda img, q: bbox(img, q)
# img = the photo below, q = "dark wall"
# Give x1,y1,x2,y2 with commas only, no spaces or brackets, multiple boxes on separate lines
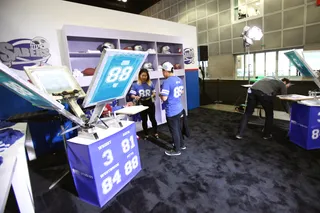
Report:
200,80,318,111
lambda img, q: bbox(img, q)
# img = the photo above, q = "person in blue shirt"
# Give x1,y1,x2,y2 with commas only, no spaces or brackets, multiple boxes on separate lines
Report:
160,62,186,156
130,69,158,139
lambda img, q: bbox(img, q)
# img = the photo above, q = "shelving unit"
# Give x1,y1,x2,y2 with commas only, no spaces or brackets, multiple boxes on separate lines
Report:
61,25,188,128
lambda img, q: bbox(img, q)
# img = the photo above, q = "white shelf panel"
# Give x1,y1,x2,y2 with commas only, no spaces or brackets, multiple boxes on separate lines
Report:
70,52,101,57
76,71,168,87
174,69,185,76
63,25,188,126
158,53,183,56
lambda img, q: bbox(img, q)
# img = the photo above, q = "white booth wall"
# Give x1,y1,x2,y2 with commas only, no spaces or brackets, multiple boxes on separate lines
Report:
0,0,198,72
0,0,200,158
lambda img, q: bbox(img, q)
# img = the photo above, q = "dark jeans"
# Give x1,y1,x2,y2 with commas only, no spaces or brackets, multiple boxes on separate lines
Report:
140,100,157,135
238,89,274,137
167,110,184,152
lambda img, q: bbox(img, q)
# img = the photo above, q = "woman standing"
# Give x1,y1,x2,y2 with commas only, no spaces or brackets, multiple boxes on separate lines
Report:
130,69,159,139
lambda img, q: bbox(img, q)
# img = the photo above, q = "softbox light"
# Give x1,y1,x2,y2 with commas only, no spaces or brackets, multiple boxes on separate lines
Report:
242,26,263,46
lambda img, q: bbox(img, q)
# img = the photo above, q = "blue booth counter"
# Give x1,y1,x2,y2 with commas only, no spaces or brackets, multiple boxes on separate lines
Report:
67,121,141,207
289,102,320,150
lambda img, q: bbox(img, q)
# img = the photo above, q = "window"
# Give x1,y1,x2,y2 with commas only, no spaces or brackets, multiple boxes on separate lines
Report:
278,50,290,77
245,53,254,78
236,55,245,77
266,52,276,77
255,53,265,76
278,49,303,77
233,0,262,22
235,48,307,79
303,51,320,71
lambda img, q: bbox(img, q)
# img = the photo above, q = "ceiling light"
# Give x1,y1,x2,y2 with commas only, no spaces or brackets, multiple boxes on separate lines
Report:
122,0,127,2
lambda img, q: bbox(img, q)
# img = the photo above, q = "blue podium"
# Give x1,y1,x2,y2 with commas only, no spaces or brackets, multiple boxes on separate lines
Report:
289,103,320,150
67,121,141,207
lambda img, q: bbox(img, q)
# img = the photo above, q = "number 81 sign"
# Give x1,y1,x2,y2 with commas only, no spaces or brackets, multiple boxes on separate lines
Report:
83,49,148,108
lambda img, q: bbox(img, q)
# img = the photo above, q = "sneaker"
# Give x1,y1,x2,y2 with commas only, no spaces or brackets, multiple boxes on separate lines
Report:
165,150,181,156
263,134,272,140
235,135,242,140
172,143,186,150
154,133,159,139
143,135,149,140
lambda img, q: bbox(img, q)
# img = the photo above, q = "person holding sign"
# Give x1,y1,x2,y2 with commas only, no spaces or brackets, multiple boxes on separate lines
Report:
130,69,158,139
160,62,186,156
236,77,291,140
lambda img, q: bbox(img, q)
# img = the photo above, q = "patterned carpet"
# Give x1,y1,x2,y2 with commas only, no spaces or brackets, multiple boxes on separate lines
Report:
5,108,320,213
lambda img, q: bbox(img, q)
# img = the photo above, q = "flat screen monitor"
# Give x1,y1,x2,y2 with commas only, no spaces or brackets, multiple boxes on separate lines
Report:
82,49,148,108
24,65,86,99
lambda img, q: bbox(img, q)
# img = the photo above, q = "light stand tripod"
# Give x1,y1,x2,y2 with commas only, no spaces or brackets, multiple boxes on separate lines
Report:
244,45,252,108
214,78,223,104
240,25,263,110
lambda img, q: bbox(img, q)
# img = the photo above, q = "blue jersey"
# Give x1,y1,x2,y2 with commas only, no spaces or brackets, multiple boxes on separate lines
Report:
130,82,155,99
160,76,184,117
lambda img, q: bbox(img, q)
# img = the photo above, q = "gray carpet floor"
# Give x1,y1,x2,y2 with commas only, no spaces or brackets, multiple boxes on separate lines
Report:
5,108,320,213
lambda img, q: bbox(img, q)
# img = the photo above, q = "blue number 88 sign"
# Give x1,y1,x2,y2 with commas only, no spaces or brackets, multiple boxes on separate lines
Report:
83,50,148,108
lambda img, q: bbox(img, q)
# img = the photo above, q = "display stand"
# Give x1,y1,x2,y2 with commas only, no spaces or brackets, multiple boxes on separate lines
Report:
67,121,141,207
114,105,149,120
0,47,148,208
289,103,320,149
277,50,320,150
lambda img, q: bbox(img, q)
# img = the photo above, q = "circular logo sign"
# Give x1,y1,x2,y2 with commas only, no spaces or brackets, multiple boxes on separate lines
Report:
0,37,51,70
184,48,195,64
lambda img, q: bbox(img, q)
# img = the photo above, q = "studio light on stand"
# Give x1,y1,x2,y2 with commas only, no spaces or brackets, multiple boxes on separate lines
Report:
241,26,263,84
241,26,263,110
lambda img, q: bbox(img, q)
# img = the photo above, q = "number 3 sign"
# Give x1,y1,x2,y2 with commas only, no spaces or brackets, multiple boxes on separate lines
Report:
83,49,148,108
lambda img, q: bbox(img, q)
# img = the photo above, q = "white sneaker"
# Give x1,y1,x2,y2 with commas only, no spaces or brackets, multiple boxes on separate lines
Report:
165,150,181,156
236,135,242,139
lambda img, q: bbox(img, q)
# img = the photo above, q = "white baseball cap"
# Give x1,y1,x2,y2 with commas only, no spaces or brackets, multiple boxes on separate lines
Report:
161,62,174,71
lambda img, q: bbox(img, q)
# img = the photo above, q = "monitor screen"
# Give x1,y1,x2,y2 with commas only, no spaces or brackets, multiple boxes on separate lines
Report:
82,49,148,108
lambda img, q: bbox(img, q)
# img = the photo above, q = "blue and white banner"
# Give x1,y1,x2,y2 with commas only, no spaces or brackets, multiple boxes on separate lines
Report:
83,49,148,108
